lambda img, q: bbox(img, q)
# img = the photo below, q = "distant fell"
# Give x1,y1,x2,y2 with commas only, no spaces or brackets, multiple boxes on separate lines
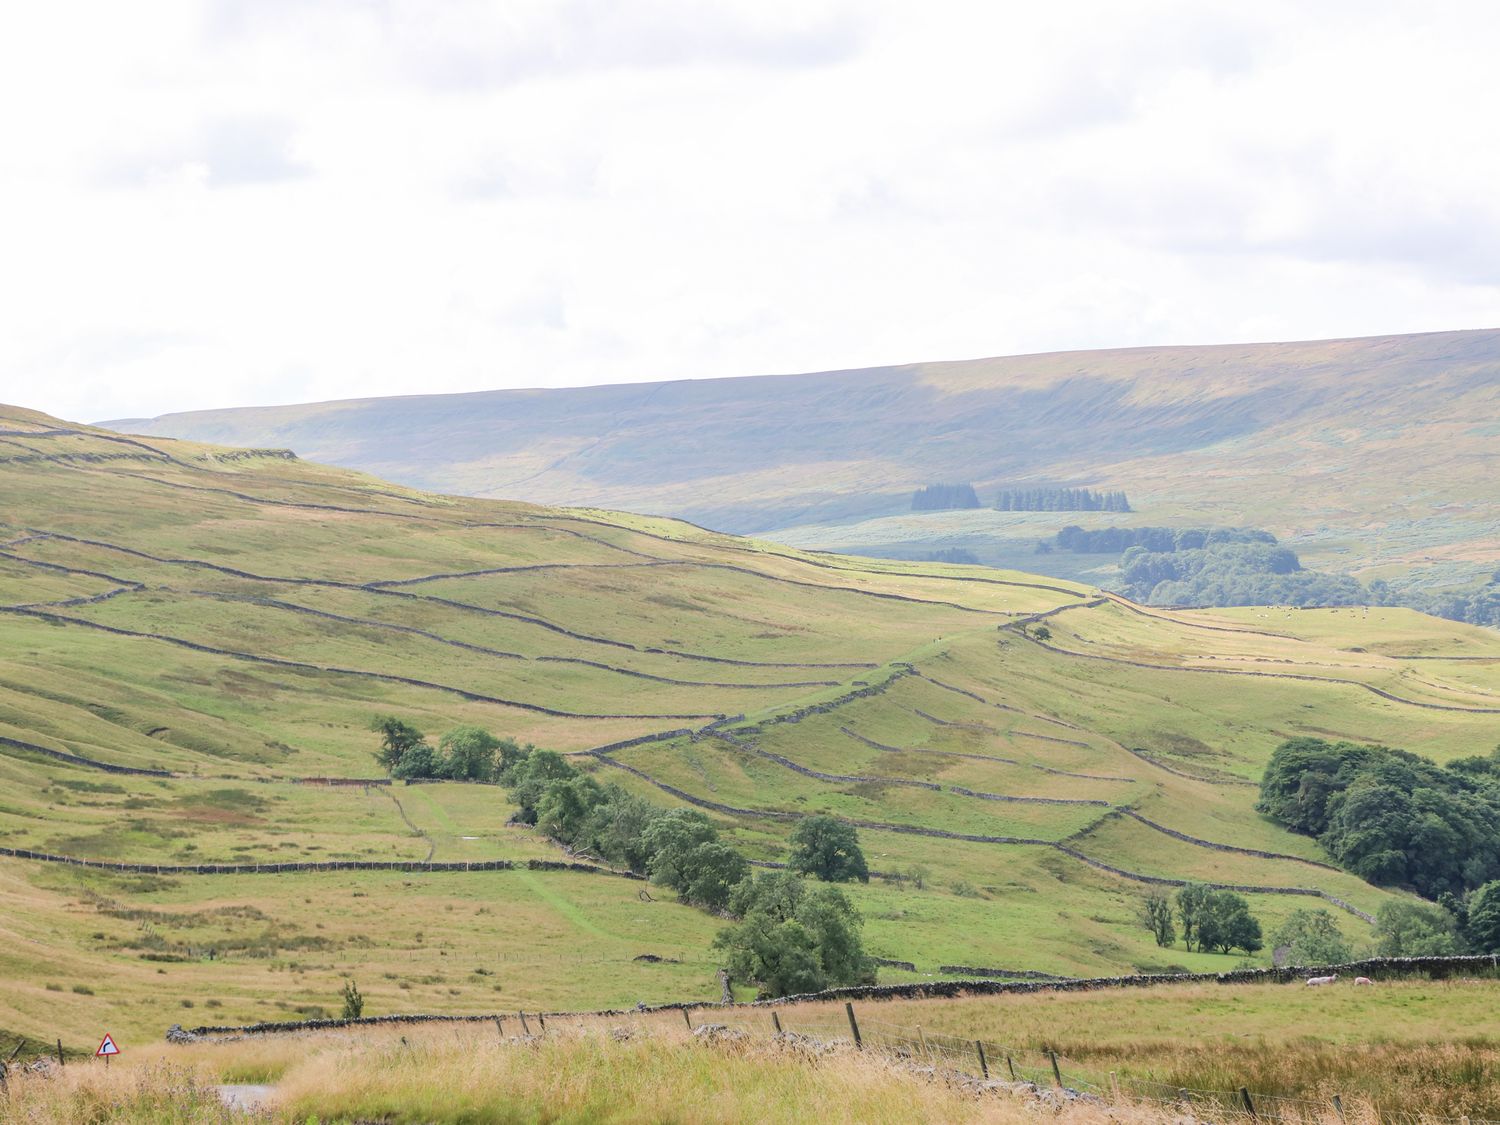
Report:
104,328,1500,583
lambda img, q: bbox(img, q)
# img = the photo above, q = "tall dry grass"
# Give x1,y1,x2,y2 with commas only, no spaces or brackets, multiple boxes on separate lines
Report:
0,1061,252,1124
0,1018,1464,1125
0,1021,1344,1125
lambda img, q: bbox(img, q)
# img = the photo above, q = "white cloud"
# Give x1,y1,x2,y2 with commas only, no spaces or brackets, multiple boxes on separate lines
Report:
1,0,1497,422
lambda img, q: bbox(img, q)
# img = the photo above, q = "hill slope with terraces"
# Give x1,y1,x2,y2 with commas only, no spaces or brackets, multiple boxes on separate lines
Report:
107,328,1500,592
3,403,1500,1048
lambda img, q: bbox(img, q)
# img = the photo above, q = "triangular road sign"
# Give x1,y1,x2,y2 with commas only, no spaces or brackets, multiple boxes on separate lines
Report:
95,1034,120,1057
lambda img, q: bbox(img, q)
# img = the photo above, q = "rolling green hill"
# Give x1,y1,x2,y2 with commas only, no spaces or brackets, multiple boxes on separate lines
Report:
4,403,1500,1050
105,328,1500,596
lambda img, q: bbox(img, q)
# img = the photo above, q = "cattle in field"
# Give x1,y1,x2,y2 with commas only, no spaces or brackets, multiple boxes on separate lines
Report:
1306,974,1338,986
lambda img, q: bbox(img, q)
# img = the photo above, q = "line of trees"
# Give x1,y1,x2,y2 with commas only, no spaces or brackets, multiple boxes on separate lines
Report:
911,483,981,511
995,487,1130,512
1259,738,1500,926
492,742,875,997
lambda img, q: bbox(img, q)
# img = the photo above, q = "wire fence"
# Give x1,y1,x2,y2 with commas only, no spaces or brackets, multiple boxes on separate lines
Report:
711,1002,1500,1125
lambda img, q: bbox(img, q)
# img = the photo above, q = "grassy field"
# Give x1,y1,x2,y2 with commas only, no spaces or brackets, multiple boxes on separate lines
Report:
5,977,1498,1122
3,402,1499,1059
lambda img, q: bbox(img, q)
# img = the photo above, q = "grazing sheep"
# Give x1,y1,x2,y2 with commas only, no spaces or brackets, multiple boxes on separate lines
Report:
1306,974,1338,986
1354,976,1374,986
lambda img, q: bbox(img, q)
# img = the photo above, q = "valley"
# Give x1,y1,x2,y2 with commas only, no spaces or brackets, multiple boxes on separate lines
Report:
3,404,1498,1056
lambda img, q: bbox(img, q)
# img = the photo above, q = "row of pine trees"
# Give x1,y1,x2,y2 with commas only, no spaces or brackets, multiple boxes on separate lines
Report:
911,483,1130,512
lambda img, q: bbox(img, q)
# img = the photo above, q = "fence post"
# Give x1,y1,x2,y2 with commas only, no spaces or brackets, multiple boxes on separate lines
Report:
537,1014,546,1033
56,1039,64,1068
518,1011,531,1036
844,1002,863,1050
494,1016,504,1038
682,1009,693,1031
1006,1054,1017,1081
975,1040,989,1079
1331,1094,1345,1123
1239,1087,1257,1121
1049,1050,1062,1088
1110,1071,1121,1102
771,1011,782,1035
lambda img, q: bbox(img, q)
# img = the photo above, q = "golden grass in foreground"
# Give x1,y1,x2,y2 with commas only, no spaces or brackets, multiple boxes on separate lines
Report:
0,1022,1384,1125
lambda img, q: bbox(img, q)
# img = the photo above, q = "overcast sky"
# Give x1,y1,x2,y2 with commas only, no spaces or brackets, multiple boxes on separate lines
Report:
4,1,1499,423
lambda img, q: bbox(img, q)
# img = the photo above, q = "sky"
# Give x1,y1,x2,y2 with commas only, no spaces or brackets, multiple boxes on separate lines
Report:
3,0,1499,423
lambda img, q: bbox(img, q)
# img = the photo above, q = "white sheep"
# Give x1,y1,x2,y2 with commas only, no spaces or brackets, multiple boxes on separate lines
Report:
1354,976,1373,986
1305,974,1338,986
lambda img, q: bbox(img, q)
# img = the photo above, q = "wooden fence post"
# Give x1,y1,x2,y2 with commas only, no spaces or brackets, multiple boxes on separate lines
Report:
494,1016,504,1038
1239,1086,1257,1120
844,1002,863,1050
1331,1094,1345,1123
1110,1071,1121,1102
682,1009,692,1031
56,1039,64,1068
518,1011,531,1036
1049,1050,1062,1088
974,1040,989,1079
1006,1054,1017,1081
537,1014,546,1033
771,1011,782,1034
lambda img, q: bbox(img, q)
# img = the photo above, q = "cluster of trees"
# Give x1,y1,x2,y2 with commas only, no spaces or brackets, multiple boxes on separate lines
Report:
924,547,981,565
1141,884,1263,954
494,743,874,997
1259,738,1500,901
1115,542,1366,608
373,718,528,782
911,483,981,511
713,871,874,998
995,487,1130,512
1055,525,1276,554
1370,571,1500,628
1271,908,1351,965
1371,888,1500,956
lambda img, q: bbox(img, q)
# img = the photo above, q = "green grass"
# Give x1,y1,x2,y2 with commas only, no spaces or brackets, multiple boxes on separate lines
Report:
2,403,1498,1050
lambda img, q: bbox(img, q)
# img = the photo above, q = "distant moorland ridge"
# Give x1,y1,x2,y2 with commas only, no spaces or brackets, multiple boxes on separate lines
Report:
106,328,1500,587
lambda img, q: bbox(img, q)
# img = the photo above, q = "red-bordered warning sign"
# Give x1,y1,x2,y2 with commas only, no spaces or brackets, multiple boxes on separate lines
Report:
95,1034,120,1058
